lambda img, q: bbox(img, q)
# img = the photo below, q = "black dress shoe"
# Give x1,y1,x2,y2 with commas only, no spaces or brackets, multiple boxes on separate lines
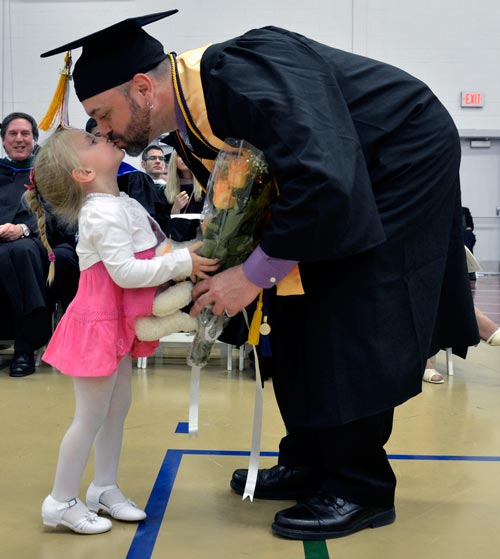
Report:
9,352,36,377
230,465,325,500
272,494,395,540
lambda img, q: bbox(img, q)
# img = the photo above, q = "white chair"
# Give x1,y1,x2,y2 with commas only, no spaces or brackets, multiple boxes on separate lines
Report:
137,333,246,371
445,347,454,376
225,343,246,371
137,333,193,369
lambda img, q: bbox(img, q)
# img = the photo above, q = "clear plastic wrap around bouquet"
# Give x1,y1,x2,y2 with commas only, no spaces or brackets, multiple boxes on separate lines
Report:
187,138,274,367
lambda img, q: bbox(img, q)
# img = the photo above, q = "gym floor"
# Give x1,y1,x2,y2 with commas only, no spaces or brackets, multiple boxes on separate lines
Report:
1,276,499,559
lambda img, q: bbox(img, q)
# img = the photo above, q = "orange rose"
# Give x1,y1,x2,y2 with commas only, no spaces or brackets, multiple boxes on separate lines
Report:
227,159,249,189
212,179,236,209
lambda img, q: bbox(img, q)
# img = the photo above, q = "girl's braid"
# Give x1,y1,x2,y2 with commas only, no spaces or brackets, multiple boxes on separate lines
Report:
24,186,56,284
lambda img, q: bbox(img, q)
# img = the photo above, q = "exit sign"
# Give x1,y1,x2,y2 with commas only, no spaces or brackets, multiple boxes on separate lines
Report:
461,92,484,108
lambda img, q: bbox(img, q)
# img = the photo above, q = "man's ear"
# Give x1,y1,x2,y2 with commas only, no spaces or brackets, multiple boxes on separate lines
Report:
71,167,95,184
131,73,153,99
140,159,147,171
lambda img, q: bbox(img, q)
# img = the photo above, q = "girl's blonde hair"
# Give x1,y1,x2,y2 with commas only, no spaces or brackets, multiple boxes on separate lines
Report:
24,127,85,283
164,150,203,205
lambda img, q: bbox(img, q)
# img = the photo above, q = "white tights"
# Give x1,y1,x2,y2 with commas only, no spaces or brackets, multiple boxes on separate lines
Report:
51,354,133,502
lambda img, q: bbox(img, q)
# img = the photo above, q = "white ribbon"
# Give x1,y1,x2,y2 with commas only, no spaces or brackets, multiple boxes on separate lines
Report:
187,309,265,497
242,344,264,501
188,364,201,437
241,306,265,502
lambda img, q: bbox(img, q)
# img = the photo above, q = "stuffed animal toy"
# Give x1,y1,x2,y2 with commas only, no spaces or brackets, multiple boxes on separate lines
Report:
134,280,197,341
134,240,198,342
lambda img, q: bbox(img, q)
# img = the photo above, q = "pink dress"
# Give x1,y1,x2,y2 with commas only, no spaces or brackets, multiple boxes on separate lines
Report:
43,248,159,377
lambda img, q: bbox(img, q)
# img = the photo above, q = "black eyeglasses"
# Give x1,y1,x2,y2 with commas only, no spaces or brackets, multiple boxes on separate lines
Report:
146,155,165,162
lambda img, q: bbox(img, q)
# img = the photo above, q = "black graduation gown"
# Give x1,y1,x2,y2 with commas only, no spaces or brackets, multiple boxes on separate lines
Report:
117,162,171,235
165,183,205,242
194,27,478,427
0,158,50,345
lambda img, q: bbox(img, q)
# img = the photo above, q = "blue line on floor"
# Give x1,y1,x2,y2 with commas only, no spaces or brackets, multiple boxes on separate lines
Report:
175,422,188,433
126,449,500,558
177,449,278,456
389,454,500,461
126,449,183,559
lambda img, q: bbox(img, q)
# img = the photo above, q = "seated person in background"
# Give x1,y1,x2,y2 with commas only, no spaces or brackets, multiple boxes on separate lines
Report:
462,206,476,281
423,234,500,384
0,112,78,376
462,206,475,251
86,118,171,234
163,150,205,243
423,305,500,383
141,143,170,188
475,307,500,346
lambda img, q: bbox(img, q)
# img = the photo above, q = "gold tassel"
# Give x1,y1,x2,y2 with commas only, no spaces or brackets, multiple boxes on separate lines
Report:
247,290,264,346
39,52,72,131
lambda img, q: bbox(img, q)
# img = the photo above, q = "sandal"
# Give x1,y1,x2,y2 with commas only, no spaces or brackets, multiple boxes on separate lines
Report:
423,368,444,384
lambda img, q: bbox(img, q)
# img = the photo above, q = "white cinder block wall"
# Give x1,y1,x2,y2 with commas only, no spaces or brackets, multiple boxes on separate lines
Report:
1,0,499,267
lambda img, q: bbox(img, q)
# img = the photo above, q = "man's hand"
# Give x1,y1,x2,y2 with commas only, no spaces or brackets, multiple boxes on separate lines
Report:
190,265,261,317
0,223,23,241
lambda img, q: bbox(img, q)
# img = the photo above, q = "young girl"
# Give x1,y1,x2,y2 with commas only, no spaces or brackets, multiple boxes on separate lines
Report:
26,128,218,535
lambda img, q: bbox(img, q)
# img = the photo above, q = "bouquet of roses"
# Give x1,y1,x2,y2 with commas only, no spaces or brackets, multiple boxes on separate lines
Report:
187,138,274,367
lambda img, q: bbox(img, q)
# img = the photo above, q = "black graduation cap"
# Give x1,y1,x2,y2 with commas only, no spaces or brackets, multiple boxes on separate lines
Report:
40,10,178,102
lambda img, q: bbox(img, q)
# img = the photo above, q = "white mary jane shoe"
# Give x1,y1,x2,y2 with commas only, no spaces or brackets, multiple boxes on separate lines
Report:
86,482,147,522
41,495,112,534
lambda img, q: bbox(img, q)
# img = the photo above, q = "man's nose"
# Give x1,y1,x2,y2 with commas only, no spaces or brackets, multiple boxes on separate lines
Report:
98,123,111,137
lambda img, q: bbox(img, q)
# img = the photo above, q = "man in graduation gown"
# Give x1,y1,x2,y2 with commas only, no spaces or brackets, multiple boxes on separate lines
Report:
0,112,79,376
40,11,479,539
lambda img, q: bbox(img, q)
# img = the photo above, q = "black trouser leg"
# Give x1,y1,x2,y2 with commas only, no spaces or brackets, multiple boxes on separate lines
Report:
278,409,396,507
14,308,51,353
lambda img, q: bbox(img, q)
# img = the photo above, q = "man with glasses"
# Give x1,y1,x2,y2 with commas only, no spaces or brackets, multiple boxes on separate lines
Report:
141,144,169,187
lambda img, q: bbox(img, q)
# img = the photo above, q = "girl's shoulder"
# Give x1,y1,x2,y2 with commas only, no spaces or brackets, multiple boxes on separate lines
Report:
119,193,151,221
80,193,129,226
81,192,150,229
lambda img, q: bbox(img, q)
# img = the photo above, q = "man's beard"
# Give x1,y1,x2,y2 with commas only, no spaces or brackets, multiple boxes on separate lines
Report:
110,97,152,157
